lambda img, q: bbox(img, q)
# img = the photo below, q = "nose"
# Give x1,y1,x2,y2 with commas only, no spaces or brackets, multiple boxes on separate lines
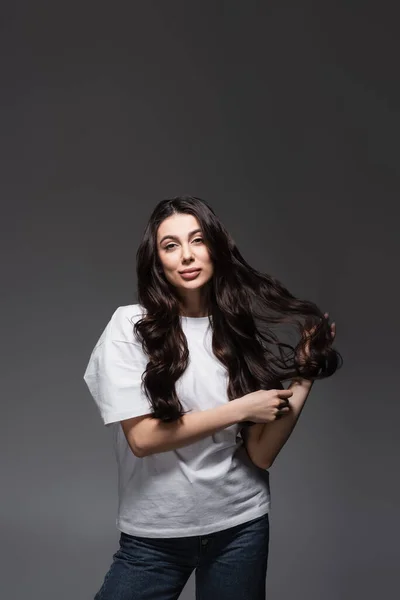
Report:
181,243,194,262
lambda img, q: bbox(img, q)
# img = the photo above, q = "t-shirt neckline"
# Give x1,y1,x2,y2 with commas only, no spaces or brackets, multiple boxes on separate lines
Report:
180,315,211,328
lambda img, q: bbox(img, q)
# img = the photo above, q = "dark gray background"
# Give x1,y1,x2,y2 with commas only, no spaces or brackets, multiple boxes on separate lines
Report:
1,1,398,598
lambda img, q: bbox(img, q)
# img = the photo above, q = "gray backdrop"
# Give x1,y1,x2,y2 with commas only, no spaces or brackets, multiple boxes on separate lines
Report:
1,1,398,599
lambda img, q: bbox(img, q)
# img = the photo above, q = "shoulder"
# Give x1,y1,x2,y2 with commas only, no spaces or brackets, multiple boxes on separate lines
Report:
106,303,147,345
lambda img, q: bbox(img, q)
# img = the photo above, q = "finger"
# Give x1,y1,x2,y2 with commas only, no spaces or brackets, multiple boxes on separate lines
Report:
277,397,289,406
278,399,290,409
277,389,293,398
276,407,290,418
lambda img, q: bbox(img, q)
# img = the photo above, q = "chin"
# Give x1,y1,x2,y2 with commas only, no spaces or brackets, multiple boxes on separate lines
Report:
179,280,204,288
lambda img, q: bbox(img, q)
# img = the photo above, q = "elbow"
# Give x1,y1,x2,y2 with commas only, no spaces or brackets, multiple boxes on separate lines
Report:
263,455,278,470
132,440,156,458
257,454,274,470
259,459,272,470
248,449,272,470
253,455,272,470
128,439,146,458
134,442,150,458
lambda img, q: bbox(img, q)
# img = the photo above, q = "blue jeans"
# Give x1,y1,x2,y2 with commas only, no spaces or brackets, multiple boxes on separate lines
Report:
94,513,270,599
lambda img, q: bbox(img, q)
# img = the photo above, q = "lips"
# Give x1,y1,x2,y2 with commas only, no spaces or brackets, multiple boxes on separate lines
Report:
179,268,202,280
179,268,201,274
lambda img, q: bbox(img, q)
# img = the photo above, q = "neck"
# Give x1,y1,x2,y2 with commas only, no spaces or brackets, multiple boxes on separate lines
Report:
179,295,209,318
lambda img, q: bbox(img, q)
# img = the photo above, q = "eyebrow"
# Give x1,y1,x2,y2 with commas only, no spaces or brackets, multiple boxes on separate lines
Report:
159,228,203,245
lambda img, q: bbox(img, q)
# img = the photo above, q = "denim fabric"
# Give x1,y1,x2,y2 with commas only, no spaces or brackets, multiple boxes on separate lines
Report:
94,513,270,600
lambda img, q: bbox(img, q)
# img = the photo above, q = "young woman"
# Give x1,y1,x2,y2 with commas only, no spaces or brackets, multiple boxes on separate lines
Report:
83,195,340,600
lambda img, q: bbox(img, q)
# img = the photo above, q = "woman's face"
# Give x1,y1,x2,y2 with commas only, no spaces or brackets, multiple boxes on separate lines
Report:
156,213,214,294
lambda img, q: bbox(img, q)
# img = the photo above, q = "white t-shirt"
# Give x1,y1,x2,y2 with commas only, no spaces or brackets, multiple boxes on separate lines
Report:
83,304,271,538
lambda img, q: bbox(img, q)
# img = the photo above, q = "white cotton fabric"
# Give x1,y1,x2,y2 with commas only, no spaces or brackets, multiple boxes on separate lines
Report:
83,304,271,538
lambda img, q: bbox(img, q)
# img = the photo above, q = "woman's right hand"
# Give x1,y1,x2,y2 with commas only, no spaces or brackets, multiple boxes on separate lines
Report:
237,388,293,423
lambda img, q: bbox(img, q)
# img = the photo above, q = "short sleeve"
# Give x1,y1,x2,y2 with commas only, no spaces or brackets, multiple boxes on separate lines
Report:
83,305,153,426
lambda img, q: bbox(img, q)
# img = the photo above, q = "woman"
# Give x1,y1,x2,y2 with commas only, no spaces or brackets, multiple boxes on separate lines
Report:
83,195,340,600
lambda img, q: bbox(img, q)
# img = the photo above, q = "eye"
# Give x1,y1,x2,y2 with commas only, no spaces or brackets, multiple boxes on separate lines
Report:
164,243,176,251
163,238,203,251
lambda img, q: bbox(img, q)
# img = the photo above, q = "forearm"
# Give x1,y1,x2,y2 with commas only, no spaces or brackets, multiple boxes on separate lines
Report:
137,399,246,457
253,378,314,469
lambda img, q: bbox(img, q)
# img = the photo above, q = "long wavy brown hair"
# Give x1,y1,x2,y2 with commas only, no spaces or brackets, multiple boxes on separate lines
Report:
134,195,342,423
